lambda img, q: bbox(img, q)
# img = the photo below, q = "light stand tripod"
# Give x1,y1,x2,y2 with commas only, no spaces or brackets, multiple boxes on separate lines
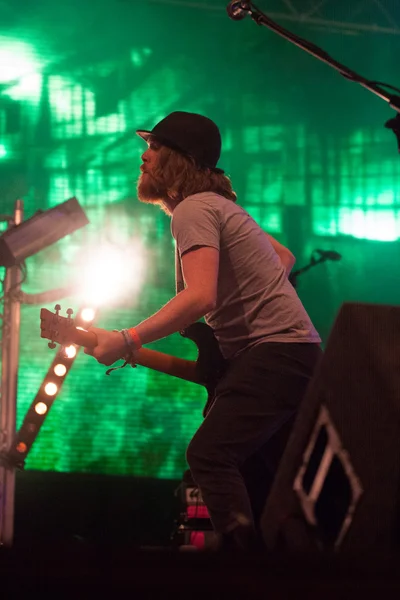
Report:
0,200,23,546
0,197,88,546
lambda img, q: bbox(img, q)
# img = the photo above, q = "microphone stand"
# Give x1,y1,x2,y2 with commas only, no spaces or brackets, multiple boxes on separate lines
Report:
289,253,337,289
227,2,400,151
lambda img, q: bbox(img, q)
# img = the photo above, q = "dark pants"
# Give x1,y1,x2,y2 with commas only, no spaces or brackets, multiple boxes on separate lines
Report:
186,341,322,550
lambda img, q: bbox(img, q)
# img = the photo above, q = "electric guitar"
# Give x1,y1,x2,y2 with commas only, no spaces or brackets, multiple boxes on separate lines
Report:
40,306,227,416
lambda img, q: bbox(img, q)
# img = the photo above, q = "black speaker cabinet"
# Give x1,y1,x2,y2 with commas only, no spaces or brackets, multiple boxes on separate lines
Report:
261,302,400,553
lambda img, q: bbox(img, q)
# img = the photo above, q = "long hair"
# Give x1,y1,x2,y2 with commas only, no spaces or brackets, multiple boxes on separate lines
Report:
151,145,237,203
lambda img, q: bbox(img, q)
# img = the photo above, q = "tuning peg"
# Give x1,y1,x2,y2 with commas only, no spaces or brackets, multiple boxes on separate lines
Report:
54,304,61,315
48,341,56,349
66,308,73,318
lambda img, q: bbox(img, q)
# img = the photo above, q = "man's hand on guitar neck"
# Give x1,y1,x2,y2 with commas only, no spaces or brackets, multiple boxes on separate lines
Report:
84,327,136,366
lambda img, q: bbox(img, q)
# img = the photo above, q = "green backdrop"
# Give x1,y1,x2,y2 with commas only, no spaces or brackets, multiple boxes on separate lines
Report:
0,0,399,479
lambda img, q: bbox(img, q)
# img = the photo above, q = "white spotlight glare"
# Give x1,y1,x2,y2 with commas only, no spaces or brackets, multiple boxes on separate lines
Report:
54,364,67,377
65,345,77,359
44,382,58,396
0,37,43,84
80,307,96,322
74,241,146,306
35,402,48,415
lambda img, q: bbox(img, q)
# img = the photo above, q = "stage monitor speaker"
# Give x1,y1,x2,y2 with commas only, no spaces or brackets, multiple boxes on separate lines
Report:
260,302,400,553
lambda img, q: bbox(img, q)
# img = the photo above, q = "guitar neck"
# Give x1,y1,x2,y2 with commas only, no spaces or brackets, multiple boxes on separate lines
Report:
70,327,201,386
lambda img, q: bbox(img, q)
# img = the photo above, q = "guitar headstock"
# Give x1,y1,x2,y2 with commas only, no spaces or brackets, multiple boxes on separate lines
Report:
40,304,76,348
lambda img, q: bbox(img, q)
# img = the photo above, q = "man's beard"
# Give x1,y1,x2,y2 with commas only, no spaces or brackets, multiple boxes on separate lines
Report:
137,172,166,204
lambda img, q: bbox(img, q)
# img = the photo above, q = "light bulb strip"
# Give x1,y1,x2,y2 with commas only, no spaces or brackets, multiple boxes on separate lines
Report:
6,308,96,468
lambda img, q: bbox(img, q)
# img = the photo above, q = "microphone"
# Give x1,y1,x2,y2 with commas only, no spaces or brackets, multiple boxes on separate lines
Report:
315,249,342,261
385,113,400,153
226,0,251,20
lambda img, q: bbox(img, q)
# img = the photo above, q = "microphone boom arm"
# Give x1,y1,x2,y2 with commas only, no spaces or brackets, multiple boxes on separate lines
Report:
227,1,400,150
289,251,337,289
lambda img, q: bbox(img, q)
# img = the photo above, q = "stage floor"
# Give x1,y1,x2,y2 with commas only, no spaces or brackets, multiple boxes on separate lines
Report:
4,470,400,598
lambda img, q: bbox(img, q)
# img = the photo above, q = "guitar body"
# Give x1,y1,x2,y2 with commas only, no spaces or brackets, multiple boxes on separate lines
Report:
181,322,227,416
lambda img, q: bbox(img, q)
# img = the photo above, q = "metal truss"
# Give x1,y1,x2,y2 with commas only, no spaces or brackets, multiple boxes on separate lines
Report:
147,0,400,35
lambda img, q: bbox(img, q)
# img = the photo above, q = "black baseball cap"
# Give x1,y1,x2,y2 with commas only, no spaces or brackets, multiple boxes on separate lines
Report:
136,111,224,173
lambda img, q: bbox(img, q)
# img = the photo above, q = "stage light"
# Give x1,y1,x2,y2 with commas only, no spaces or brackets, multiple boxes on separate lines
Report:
34,402,48,416
4,305,97,469
44,382,58,396
0,197,89,268
81,307,95,322
54,364,67,377
64,345,77,359
3,73,42,102
0,37,42,84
